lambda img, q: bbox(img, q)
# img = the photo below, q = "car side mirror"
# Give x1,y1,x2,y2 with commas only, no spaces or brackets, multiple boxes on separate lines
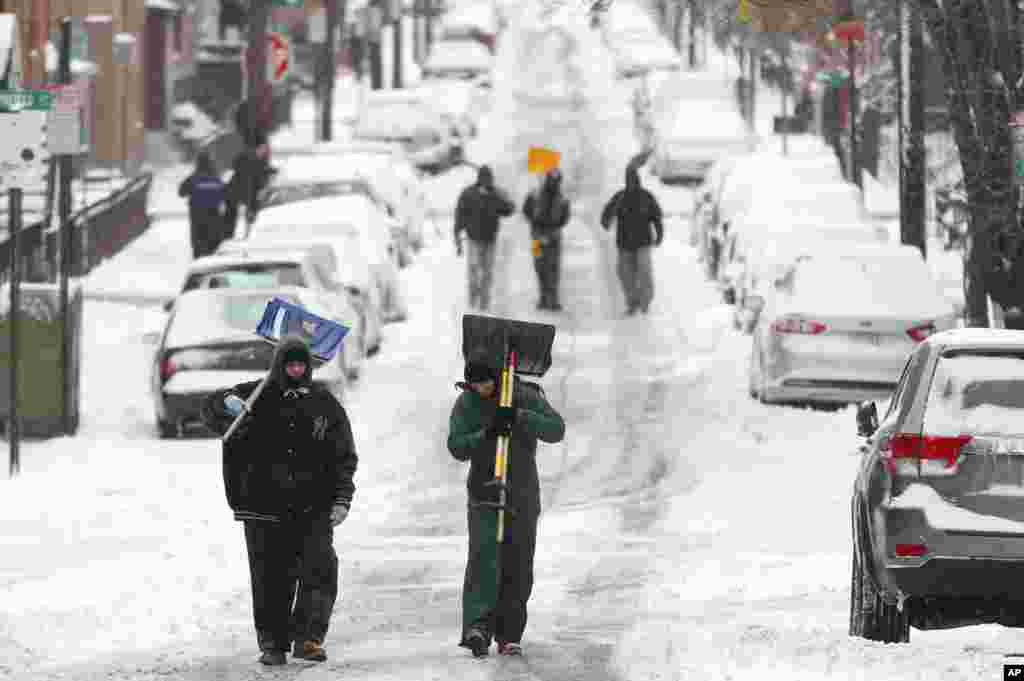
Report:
856,401,879,438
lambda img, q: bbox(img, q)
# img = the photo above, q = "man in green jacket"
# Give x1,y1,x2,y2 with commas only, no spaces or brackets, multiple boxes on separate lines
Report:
447,361,566,657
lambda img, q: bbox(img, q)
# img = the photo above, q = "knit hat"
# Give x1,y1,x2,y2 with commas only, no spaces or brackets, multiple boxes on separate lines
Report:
464,362,497,384
282,345,310,365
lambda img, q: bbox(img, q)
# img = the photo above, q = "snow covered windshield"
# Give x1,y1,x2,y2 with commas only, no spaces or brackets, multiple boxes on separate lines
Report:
183,264,304,291
923,353,1024,437
166,293,299,349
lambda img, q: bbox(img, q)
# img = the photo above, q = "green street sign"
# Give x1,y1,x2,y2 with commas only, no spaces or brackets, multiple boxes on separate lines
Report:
272,0,303,6
1015,159,1024,178
0,90,53,112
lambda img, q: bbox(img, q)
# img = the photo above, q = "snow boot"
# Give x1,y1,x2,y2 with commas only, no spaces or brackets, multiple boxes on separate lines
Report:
259,650,287,666
293,639,327,662
497,641,523,656
465,628,490,657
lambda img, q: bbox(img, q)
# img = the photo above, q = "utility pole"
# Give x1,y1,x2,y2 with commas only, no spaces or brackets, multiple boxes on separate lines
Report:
781,50,789,156
58,18,73,435
898,0,926,257
747,46,757,135
245,0,270,144
321,0,342,141
8,186,20,478
393,1,403,89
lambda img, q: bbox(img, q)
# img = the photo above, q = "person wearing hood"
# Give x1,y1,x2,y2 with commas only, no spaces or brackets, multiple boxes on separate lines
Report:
178,151,226,258
447,360,565,658
600,166,664,316
454,165,516,310
201,335,358,666
523,169,571,311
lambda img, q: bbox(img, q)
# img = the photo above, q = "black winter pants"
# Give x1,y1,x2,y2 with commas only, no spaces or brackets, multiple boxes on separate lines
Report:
533,233,562,308
243,515,338,652
462,505,538,645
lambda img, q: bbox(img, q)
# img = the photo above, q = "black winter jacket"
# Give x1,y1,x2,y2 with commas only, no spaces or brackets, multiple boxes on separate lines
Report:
202,338,358,523
523,175,571,238
601,168,664,251
454,183,515,244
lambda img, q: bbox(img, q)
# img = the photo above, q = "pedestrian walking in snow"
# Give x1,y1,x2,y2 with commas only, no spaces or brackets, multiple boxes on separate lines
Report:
523,169,571,311
225,141,275,240
600,166,664,316
201,335,358,667
454,165,515,311
178,151,226,259
447,360,565,657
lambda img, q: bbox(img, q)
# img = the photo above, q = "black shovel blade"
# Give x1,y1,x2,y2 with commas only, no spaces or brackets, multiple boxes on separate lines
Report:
462,314,556,377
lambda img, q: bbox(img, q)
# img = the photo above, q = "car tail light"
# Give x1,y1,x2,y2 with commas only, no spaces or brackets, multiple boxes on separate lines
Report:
907,322,936,343
159,357,177,381
770,317,828,335
883,433,973,476
894,543,928,557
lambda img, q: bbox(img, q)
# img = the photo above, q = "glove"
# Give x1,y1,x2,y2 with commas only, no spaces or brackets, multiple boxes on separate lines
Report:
330,504,349,527
487,406,517,438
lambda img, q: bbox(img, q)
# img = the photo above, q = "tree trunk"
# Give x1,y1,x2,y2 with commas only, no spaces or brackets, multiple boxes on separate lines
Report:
899,0,927,258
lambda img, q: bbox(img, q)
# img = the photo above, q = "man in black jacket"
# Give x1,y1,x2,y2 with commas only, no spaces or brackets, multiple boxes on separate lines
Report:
523,169,571,311
600,167,664,316
454,165,515,311
202,335,358,666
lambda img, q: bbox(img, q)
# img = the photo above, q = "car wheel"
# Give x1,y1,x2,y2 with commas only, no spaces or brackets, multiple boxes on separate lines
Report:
849,529,911,642
156,416,177,439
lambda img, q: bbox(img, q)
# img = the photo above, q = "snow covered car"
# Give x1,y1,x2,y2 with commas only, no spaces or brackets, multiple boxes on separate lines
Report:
650,97,755,183
851,328,1024,642
171,250,369,379
215,239,384,354
150,287,348,438
353,90,465,174
246,195,408,323
747,247,958,406
422,38,493,80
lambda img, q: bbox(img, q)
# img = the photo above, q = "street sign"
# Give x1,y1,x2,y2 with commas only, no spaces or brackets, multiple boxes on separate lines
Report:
273,0,304,7
268,31,290,83
0,105,49,189
0,90,51,112
47,86,86,155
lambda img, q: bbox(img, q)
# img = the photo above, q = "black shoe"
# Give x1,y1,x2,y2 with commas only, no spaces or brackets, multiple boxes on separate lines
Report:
259,650,287,666
465,629,489,657
550,302,563,312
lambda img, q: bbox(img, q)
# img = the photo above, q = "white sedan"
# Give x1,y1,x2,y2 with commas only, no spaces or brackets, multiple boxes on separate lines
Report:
747,244,959,407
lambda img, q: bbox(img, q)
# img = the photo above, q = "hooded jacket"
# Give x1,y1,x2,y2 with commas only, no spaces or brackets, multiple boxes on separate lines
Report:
447,377,565,517
202,336,358,523
454,166,515,244
600,167,664,251
523,171,571,238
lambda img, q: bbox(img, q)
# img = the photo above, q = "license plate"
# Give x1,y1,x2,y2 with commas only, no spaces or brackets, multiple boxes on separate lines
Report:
848,332,881,346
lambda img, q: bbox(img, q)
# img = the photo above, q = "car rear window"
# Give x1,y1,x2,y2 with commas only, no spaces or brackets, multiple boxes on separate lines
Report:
183,264,304,291
923,353,1024,436
166,293,299,349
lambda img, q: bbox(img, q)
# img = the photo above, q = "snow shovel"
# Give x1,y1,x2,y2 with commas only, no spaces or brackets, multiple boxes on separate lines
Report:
222,297,349,442
461,314,555,621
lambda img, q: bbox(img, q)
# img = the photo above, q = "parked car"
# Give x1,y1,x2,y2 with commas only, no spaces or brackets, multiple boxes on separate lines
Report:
170,250,369,379
150,287,348,438
246,195,408,323
650,98,755,183
215,240,383,355
268,151,430,260
422,38,493,79
747,246,958,406
353,90,464,174
850,328,1024,642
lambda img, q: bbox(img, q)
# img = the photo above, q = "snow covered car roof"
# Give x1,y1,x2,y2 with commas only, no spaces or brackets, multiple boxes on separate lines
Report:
164,287,310,350
925,328,1024,349
184,251,315,275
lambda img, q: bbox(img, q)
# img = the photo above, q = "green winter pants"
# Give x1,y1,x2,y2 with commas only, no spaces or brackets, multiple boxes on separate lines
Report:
461,503,538,647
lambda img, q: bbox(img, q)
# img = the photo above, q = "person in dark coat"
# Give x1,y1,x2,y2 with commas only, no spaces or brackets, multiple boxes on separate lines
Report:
447,361,565,658
523,169,571,311
201,335,358,667
225,142,274,240
219,0,246,42
453,165,515,311
600,166,664,316
178,151,226,259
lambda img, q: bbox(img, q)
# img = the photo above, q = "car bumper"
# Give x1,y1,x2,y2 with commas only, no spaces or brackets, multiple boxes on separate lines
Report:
761,338,905,404
884,557,1024,600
